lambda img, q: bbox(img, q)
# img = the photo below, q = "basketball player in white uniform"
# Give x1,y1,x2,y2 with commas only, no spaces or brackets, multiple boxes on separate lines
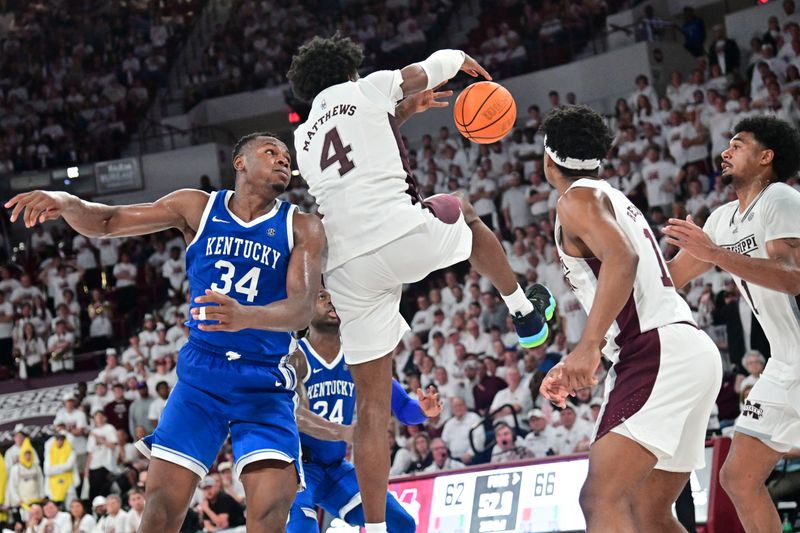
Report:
538,106,722,532
287,36,555,533
664,116,800,532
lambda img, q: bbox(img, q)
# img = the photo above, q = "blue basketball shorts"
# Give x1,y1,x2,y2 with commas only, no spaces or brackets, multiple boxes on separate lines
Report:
135,340,304,487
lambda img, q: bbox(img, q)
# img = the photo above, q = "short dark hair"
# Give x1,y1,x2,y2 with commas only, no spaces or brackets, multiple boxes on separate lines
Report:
287,34,364,103
540,105,613,178
732,116,800,181
232,131,280,162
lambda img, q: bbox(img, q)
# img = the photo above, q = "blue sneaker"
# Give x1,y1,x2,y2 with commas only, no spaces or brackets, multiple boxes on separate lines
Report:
513,283,556,348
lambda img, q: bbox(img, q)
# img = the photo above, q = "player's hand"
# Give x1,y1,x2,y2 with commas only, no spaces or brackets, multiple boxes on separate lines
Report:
560,343,601,394
460,53,492,80
540,364,571,408
662,215,720,263
5,190,74,228
191,290,247,332
417,386,443,418
404,83,453,115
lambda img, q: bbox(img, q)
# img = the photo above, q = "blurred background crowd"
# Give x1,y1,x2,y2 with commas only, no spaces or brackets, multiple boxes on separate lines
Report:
0,0,799,531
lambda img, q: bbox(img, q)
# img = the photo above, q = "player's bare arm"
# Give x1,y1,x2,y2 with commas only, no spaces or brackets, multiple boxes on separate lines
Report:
399,51,491,97
666,245,714,290
547,188,639,396
192,211,326,332
664,216,800,294
289,348,354,443
394,84,453,126
5,189,208,242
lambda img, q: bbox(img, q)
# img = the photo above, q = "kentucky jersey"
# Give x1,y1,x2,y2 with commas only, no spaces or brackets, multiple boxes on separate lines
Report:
555,178,695,363
298,337,356,465
186,190,298,362
293,71,428,271
704,182,800,365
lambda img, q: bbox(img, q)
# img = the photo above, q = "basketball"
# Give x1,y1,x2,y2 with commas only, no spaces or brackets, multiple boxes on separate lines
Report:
454,81,517,144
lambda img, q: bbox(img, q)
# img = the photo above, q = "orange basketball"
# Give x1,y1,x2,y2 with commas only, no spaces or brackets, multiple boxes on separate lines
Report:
454,81,517,144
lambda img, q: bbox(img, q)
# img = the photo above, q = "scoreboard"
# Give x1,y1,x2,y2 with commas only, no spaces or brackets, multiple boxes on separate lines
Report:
380,456,589,533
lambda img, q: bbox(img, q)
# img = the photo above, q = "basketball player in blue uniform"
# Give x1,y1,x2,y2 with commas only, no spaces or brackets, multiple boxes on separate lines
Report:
6,132,326,533
286,288,442,532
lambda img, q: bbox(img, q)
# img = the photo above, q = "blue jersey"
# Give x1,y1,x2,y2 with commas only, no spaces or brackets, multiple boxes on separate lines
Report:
298,338,356,465
185,190,297,363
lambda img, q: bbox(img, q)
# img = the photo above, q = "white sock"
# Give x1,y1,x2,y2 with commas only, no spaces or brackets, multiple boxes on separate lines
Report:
502,285,534,316
365,523,388,533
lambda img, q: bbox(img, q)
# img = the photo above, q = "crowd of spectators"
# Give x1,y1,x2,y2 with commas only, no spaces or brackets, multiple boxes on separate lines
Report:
182,0,647,109
0,0,203,177
2,2,800,531
182,0,457,109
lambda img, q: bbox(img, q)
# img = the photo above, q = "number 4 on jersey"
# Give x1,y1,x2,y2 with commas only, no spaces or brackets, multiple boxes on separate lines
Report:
320,127,355,177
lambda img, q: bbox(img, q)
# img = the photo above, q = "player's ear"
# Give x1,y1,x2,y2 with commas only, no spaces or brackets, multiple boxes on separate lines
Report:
233,153,246,173
760,148,775,168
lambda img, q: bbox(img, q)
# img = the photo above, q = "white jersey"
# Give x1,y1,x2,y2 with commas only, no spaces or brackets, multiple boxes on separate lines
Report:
555,179,695,363
294,71,428,271
703,182,800,367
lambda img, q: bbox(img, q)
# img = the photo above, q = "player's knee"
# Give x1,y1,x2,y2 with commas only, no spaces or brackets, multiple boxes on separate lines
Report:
139,489,183,532
248,494,294,527
719,461,747,500
356,398,389,428
579,479,613,518
578,482,596,517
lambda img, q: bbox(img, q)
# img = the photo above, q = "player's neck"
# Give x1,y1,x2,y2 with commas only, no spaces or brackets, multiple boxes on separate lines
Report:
229,183,277,221
734,175,772,212
552,174,588,196
306,330,341,362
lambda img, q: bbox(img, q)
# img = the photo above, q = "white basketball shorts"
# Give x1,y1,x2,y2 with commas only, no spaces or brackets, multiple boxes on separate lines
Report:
324,206,472,365
735,358,800,453
596,323,723,472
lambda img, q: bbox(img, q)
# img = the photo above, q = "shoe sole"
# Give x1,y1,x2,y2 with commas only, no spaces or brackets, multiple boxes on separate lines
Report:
519,322,550,348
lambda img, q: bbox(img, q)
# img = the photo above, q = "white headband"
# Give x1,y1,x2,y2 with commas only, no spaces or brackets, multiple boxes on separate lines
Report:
543,135,601,170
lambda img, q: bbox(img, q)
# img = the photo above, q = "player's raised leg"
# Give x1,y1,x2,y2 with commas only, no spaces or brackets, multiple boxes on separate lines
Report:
139,459,200,532
580,432,657,532
719,433,784,533
631,469,691,533
454,193,555,345
240,460,299,533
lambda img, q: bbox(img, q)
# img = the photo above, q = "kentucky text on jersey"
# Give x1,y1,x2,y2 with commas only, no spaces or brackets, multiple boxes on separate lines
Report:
205,236,282,269
305,380,355,400
300,104,358,152
185,190,296,361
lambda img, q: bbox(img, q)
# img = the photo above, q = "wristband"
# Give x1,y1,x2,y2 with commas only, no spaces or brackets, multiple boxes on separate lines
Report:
416,49,465,90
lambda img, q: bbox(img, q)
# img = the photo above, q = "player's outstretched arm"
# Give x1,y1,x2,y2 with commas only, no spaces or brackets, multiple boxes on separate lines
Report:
193,211,326,332
665,216,800,294
399,50,491,98
557,188,639,392
5,189,208,240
